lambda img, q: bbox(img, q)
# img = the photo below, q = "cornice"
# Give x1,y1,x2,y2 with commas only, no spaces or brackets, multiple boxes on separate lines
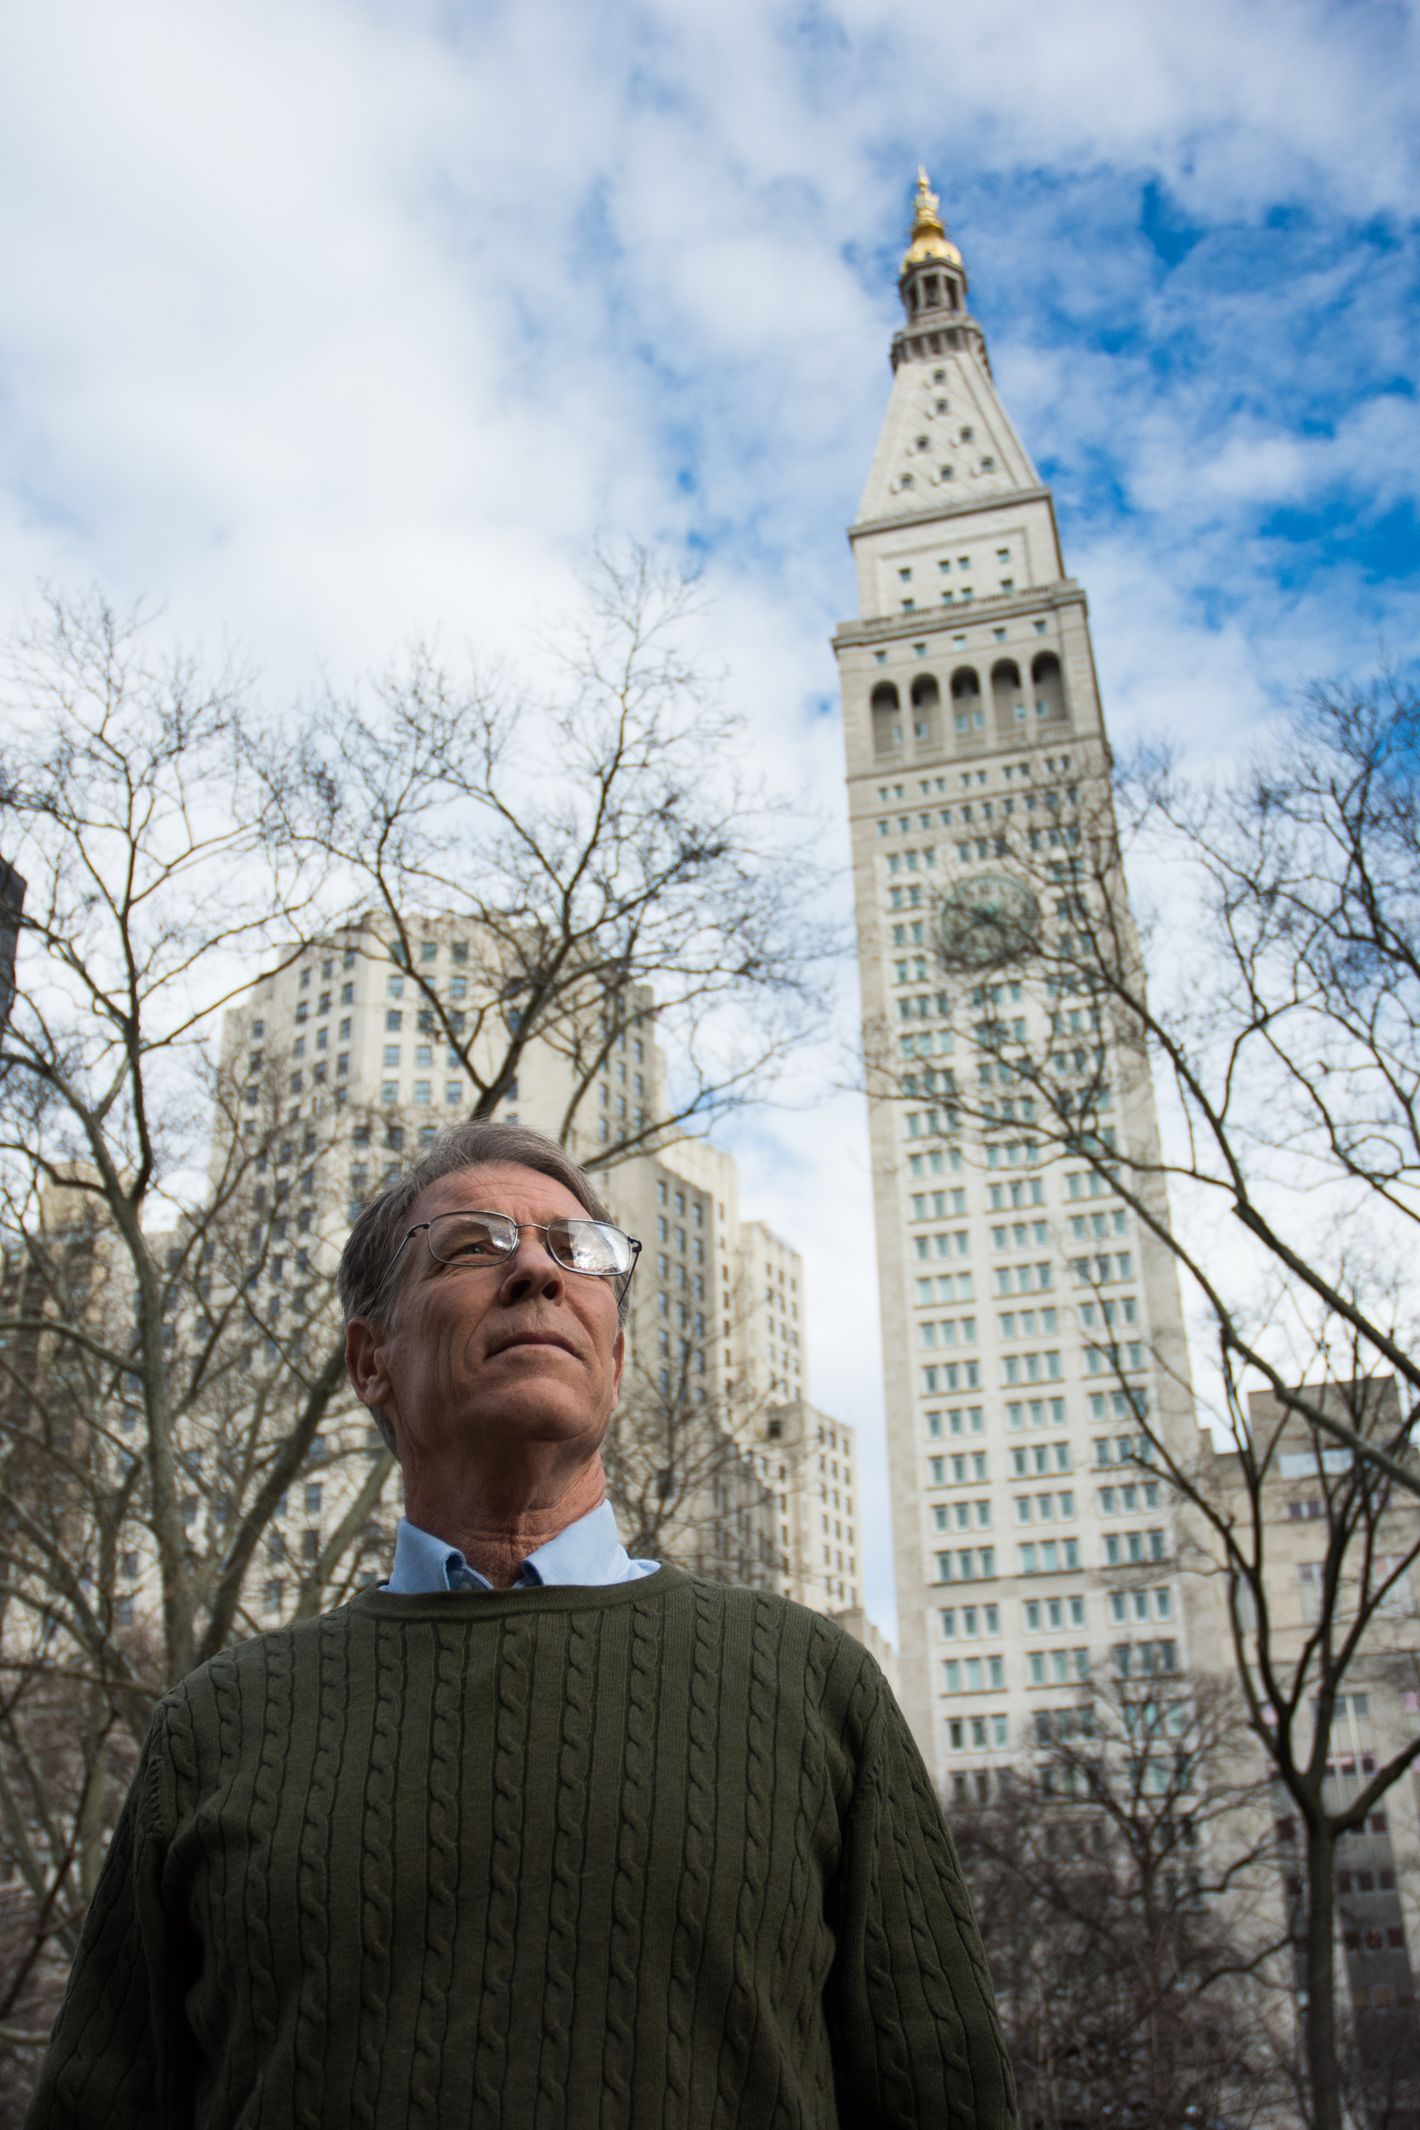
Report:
848,485,1054,544
831,579,1088,652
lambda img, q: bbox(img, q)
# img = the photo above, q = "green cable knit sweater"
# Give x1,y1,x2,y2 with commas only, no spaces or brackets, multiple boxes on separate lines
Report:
28,1568,1016,2129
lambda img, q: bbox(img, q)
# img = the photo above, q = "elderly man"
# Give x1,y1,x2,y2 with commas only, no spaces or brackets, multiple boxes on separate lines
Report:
30,1120,1016,2128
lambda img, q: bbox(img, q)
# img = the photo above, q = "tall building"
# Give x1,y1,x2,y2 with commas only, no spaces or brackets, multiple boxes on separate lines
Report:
1206,1381,1420,2106
609,1132,860,1606
833,173,1200,1794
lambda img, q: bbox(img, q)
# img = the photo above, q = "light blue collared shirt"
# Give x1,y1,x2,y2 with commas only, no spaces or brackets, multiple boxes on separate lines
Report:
385,1497,661,1594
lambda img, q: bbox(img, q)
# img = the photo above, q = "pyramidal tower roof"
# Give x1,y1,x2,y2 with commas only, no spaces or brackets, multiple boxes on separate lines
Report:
855,170,1038,528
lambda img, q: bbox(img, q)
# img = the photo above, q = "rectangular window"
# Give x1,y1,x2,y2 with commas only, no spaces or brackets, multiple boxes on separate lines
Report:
1297,1562,1323,1623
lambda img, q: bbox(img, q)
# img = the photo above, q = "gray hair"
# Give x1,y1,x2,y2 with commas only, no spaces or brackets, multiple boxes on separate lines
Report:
337,1119,628,1456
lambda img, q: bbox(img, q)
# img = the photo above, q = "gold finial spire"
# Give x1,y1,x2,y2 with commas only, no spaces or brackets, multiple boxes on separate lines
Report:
900,165,962,274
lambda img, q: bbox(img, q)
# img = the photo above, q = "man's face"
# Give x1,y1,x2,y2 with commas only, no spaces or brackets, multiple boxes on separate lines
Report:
349,1161,626,1468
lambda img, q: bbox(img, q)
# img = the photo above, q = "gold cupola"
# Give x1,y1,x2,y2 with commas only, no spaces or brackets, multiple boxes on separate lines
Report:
890,165,983,371
900,167,962,274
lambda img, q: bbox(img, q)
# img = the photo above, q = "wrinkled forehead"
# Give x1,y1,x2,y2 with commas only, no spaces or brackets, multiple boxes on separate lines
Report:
405,1162,594,1236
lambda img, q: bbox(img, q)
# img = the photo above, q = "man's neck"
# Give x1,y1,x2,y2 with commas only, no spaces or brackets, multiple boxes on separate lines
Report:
399,1452,607,1589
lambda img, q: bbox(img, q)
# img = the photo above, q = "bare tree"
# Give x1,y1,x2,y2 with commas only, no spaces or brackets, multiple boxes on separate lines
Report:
0,565,827,2090
259,545,828,1161
908,678,1420,2129
954,1669,1287,2130
603,1258,790,1585
1158,1366,1420,2130
0,597,359,2088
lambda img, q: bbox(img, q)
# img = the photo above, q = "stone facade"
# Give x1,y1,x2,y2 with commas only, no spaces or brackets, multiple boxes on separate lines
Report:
834,175,1201,1795
1204,1382,1420,2096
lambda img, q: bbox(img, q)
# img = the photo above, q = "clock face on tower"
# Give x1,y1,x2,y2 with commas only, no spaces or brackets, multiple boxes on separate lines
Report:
935,872,1040,970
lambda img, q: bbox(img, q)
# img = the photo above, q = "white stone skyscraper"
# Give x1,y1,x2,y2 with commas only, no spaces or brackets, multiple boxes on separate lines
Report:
834,173,1199,1799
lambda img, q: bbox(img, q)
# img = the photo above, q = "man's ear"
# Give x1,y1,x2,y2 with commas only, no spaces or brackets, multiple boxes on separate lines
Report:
609,1326,626,1410
346,1317,394,1413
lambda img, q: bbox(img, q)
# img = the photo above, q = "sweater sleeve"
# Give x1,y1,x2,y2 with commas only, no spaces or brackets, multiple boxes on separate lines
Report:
825,1679,1017,2130
25,1704,199,2130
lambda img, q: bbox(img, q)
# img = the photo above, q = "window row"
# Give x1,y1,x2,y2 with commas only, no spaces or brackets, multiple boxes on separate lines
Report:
943,1656,1006,1693
1027,1647,1090,1685
922,1362,981,1393
920,1316,977,1348
1013,1442,1071,1475
933,1499,993,1532
911,1188,968,1219
916,1271,974,1301
381,1081,498,1109
925,1405,986,1439
946,1713,1010,1751
930,1450,989,1485
870,656,1067,756
1014,1490,1076,1523
1098,1482,1161,1514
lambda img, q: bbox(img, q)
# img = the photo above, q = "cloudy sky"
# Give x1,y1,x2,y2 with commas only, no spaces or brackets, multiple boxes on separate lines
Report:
3,0,1417,1633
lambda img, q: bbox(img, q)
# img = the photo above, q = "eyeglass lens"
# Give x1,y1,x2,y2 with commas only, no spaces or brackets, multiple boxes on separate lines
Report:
426,1209,632,1278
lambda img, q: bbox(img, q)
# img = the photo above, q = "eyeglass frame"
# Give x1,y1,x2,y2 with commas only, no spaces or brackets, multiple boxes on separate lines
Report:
387,1207,642,1299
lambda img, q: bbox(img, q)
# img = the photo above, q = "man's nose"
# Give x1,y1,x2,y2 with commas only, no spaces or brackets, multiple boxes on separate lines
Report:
497,1230,565,1301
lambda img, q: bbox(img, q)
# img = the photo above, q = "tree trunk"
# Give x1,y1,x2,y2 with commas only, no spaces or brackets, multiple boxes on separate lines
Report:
1305,1816,1343,2130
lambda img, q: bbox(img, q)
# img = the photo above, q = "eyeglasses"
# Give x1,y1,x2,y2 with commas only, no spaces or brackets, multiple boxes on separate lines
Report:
391,1208,641,1291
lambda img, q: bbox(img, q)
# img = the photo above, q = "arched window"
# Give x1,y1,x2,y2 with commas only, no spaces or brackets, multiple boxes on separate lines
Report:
910,673,941,749
950,666,984,737
1031,651,1066,722
991,658,1024,727
871,680,902,754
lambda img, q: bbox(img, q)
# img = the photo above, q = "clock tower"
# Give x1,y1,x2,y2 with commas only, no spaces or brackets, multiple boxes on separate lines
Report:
834,174,1198,1793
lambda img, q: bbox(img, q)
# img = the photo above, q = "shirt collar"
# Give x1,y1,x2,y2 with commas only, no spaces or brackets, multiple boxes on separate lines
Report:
386,1497,638,1595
